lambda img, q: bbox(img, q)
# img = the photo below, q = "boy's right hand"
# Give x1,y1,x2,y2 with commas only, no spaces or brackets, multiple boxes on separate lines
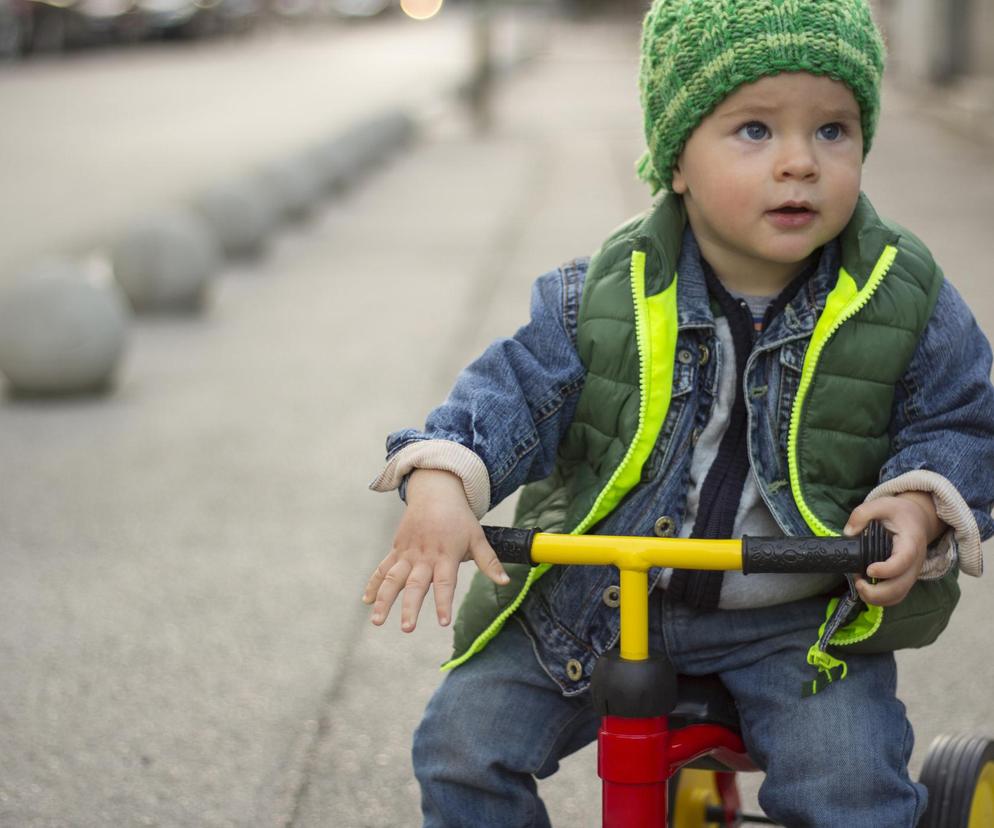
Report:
362,469,510,633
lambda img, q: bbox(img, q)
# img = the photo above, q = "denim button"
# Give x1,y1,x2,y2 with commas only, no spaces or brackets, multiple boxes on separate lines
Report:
677,349,694,365
654,516,675,537
602,585,621,608
698,344,710,365
565,659,583,681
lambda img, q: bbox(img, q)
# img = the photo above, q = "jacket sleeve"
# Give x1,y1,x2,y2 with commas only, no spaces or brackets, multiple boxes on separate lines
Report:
869,278,994,577
369,259,588,516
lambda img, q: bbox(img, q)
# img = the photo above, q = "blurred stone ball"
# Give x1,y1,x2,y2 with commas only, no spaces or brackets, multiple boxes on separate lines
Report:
194,177,278,259
257,156,323,223
364,110,417,161
343,110,418,172
312,110,417,195
311,135,360,195
112,209,221,313
371,109,417,155
0,258,130,395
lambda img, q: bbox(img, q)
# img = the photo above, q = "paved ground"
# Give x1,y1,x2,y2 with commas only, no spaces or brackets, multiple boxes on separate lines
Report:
1,11,993,827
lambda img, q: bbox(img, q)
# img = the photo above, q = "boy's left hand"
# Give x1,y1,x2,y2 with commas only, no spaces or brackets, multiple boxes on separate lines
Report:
844,492,947,607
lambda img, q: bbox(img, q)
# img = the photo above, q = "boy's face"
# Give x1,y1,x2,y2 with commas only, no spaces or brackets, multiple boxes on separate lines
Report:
671,73,863,291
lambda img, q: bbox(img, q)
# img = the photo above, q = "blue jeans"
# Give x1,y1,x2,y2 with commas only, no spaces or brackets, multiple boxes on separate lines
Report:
413,595,927,827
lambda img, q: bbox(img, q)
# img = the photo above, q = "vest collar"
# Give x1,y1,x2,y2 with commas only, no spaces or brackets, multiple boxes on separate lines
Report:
840,193,902,288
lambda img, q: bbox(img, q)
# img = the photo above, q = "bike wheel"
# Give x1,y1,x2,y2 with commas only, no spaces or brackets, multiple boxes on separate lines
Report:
919,734,994,828
668,768,722,828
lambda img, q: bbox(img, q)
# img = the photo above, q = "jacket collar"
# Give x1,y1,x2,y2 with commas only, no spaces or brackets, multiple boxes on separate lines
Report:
672,223,840,340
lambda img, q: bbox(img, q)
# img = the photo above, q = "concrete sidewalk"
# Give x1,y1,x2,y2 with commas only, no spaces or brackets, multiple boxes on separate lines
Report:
1,11,993,827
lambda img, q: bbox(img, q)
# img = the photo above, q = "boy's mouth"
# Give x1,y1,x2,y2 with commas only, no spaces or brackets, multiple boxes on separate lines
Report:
766,201,817,228
769,200,815,214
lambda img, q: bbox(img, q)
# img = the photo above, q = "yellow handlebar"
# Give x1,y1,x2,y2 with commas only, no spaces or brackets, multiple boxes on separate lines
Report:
532,534,744,660
530,533,743,570
481,526,892,662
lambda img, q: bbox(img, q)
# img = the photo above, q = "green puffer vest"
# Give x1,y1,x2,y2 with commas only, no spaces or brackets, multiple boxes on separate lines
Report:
446,193,957,673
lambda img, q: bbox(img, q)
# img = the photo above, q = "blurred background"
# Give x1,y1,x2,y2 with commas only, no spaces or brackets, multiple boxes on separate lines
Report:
0,1,992,826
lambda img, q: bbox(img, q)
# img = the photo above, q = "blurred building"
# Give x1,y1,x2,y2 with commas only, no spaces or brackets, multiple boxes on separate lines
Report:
874,0,994,143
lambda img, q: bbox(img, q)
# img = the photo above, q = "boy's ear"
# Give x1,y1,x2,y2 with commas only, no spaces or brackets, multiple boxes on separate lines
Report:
670,160,688,195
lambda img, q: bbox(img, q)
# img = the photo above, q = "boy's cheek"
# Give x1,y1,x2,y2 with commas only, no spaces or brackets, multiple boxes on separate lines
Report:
695,177,754,216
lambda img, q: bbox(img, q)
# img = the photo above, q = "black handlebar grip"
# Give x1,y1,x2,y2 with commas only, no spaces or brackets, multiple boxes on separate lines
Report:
742,520,892,575
482,526,538,566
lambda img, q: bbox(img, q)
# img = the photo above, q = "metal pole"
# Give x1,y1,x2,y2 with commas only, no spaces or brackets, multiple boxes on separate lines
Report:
469,0,494,131
933,0,972,84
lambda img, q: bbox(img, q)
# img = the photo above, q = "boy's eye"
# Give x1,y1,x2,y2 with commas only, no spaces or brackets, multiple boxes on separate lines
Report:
737,121,770,141
817,122,845,141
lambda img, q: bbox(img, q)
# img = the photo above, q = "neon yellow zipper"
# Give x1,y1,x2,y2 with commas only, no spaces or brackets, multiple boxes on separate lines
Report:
787,245,899,537
442,247,678,671
788,244,897,654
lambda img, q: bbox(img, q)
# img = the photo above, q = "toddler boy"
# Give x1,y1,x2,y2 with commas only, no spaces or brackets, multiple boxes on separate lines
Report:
366,1,994,824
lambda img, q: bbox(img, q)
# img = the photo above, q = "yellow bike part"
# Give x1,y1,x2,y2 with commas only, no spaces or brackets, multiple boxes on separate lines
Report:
968,760,994,828
530,533,741,661
670,769,722,828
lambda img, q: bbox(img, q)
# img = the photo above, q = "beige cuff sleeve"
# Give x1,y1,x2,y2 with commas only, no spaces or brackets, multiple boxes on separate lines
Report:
865,469,983,579
369,439,491,519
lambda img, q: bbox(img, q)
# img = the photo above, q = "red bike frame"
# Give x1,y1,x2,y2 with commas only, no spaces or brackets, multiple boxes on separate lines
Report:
599,714,754,826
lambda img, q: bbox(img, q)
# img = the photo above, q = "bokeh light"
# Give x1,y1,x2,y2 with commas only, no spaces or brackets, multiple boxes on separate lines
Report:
400,0,443,21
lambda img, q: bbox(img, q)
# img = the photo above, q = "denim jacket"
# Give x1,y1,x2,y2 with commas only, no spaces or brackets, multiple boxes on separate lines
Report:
379,227,994,694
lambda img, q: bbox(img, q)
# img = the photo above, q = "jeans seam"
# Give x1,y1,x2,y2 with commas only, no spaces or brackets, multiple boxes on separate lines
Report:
903,719,927,824
529,702,596,779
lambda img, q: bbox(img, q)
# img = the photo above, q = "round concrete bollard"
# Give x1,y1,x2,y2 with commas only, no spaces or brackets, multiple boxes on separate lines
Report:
368,110,417,159
112,208,221,313
0,258,129,396
312,111,417,195
370,109,417,155
194,177,279,259
343,110,418,172
311,134,362,195
257,155,324,223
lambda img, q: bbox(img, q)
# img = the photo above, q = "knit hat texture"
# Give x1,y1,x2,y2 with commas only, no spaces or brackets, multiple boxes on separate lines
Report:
637,0,886,193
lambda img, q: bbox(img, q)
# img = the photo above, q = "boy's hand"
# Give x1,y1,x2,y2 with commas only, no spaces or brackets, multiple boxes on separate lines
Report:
844,492,947,607
362,469,510,633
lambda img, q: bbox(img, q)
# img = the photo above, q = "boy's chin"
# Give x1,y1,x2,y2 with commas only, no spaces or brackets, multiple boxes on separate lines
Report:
760,238,826,267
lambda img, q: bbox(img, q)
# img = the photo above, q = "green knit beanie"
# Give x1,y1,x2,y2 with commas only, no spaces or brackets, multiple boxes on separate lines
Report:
637,0,886,193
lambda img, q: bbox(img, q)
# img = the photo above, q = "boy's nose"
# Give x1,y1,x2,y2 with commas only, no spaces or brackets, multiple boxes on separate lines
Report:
774,141,819,181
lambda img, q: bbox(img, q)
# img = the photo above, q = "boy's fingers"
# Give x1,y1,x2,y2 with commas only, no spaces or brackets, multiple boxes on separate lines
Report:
843,506,870,536
362,551,398,604
856,530,918,605
371,558,412,625
843,498,893,536
855,571,914,607
399,561,434,633
470,536,510,586
432,558,459,626
865,536,913,580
